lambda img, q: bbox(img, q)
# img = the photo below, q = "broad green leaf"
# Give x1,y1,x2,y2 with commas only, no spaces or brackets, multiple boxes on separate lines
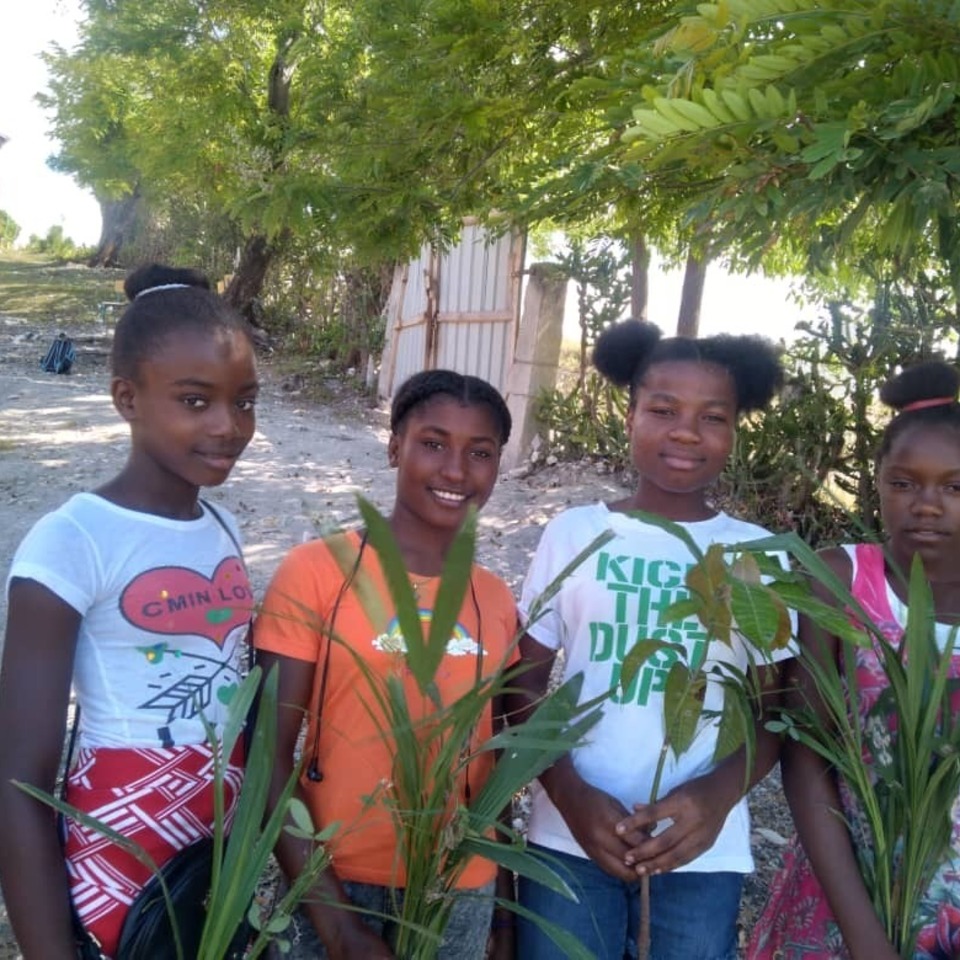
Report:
664,663,705,759
713,687,752,764
659,596,702,624
730,579,793,652
686,544,732,644
426,506,478,692
490,897,597,960
619,638,684,691
326,530,388,634
458,836,577,900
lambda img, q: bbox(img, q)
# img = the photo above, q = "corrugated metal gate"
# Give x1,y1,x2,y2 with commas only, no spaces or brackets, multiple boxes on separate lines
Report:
378,221,525,399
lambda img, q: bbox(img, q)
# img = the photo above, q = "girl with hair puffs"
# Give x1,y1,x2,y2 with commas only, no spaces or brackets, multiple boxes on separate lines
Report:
750,360,960,960
0,263,259,958
511,319,792,960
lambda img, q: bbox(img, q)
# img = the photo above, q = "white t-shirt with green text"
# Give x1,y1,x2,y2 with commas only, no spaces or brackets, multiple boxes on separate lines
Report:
518,503,794,874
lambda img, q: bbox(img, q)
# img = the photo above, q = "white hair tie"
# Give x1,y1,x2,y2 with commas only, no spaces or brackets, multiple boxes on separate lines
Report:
134,282,192,299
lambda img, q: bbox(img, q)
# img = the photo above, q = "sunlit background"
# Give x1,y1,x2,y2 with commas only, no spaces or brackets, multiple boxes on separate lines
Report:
0,0,812,342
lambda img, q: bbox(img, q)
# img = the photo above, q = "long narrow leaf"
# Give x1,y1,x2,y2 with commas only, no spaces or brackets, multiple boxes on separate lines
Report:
525,529,616,625
426,506,477,691
357,497,429,687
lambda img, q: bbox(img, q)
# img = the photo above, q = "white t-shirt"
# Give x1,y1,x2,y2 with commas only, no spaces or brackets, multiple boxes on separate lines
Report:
518,502,794,874
7,493,252,749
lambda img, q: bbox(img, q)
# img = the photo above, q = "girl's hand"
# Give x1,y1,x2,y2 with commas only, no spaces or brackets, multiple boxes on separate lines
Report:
548,770,646,882
615,774,729,875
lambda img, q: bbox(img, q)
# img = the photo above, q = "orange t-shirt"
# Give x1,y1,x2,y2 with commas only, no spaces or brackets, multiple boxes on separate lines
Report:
254,530,519,889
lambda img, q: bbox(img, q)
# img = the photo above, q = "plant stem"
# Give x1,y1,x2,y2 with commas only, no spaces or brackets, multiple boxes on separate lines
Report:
637,741,670,960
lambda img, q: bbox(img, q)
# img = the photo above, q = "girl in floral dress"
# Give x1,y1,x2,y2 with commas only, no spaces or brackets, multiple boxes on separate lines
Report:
749,360,960,960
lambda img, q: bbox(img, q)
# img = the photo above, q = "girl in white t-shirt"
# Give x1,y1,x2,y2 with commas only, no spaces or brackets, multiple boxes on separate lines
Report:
0,264,259,959
512,319,791,960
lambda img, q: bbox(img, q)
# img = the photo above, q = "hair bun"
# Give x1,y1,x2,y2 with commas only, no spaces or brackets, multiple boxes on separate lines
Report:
592,320,663,387
880,360,960,411
124,263,212,301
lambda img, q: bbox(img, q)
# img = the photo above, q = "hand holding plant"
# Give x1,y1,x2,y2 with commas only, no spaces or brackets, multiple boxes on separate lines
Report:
615,513,794,960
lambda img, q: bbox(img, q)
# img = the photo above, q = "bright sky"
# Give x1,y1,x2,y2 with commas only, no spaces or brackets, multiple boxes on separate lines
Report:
0,0,101,246
633,256,809,342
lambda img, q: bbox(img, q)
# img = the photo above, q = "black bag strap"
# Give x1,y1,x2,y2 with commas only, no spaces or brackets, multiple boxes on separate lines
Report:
201,499,255,674
201,499,245,568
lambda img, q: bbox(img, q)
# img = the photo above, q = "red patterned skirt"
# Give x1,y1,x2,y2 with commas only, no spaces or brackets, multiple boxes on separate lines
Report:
63,742,243,959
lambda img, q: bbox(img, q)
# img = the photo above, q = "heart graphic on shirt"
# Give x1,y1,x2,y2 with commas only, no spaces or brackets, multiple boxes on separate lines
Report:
120,558,253,647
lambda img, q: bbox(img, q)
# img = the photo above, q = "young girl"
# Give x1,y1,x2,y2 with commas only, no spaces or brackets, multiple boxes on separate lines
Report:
749,360,960,960
0,263,259,958
512,319,790,960
254,369,518,960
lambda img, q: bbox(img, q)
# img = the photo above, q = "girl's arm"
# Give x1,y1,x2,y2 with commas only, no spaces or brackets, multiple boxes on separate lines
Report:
780,574,899,960
258,650,395,960
504,634,643,882
616,661,785,874
0,579,80,958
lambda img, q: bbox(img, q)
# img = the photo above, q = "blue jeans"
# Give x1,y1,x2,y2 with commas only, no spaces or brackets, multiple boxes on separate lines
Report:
517,843,743,960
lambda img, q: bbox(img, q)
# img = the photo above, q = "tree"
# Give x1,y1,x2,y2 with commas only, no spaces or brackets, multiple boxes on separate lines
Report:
613,0,960,317
40,1,722,328
42,0,340,314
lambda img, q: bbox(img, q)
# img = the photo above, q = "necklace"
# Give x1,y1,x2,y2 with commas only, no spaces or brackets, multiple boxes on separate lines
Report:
410,574,434,599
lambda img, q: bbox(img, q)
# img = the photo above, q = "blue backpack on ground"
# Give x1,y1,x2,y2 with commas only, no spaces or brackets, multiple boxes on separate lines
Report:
40,333,76,374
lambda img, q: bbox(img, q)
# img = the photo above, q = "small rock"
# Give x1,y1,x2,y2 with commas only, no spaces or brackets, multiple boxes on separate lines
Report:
753,827,789,846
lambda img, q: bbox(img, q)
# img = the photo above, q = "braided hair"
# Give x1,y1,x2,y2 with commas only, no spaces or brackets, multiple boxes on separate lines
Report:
391,369,512,446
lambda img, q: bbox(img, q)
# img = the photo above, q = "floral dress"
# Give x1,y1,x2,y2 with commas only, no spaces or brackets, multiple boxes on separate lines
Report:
747,543,960,960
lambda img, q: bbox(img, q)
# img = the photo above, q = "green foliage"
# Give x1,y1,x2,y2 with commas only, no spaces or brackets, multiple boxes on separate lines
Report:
533,236,633,467
535,376,631,469
272,258,392,371
0,253,125,325
613,0,960,289
0,211,20,250
337,496,610,959
617,514,792,959
25,226,88,262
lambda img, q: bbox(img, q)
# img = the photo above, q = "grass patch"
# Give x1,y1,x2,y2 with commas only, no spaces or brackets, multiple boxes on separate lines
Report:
0,252,125,326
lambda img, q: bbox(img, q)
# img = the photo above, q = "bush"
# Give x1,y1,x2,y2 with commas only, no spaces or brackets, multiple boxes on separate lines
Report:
0,210,20,250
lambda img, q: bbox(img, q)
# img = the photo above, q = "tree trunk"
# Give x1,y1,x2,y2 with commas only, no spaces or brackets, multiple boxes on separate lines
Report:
217,38,291,329
88,191,141,267
223,234,273,326
677,251,708,337
630,233,650,322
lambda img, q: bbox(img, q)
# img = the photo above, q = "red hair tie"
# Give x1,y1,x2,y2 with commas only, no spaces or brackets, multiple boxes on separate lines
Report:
902,396,956,413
